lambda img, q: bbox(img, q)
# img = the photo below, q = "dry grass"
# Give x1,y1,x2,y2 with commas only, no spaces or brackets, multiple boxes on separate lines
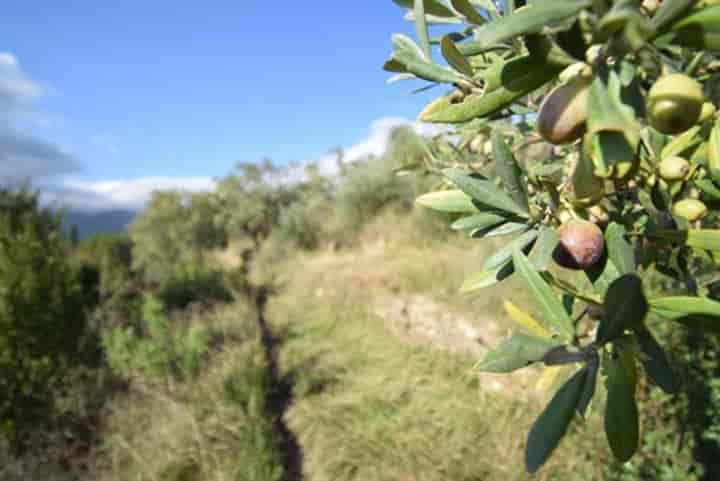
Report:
94,300,285,481
264,212,615,481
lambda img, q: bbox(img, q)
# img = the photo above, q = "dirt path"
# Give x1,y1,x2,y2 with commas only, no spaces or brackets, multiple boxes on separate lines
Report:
254,286,304,481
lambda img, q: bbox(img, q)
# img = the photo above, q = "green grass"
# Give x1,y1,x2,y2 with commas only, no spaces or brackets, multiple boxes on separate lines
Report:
94,300,285,481
265,213,615,481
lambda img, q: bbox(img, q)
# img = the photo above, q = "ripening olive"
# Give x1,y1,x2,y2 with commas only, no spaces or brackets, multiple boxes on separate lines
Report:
647,74,704,135
537,76,591,145
673,198,708,221
552,220,605,270
658,156,690,181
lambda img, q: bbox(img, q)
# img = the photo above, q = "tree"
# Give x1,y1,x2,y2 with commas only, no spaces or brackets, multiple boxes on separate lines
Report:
0,187,86,453
215,160,298,277
130,190,226,286
384,0,720,474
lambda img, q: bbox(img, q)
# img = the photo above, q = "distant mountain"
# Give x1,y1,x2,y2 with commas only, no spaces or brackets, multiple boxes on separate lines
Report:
61,209,137,239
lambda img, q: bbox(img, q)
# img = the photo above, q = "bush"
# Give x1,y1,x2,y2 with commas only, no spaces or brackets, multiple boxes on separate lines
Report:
0,187,87,452
158,267,233,310
103,294,211,382
96,302,284,481
130,191,226,286
276,200,326,249
332,154,414,240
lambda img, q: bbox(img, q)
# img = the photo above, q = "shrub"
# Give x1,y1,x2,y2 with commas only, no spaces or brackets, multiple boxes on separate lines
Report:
103,294,211,382
332,154,414,240
158,267,233,310
0,187,87,452
130,191,226,286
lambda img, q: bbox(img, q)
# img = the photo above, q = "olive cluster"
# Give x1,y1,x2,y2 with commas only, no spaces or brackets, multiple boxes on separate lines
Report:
535,70,715,270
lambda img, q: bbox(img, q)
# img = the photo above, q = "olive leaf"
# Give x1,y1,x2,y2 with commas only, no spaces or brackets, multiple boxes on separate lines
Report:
654,6,720,52
482,229,538,270
596,274,648,345
443,168,529,217
645,229,720,252
577,359,599,418
473,221,527,238
524,33,578,68
419,55,561,122
586,64,640,178
457,0,593,56
636,327,676,394
385,34,467,84
461,259,515,291
513,248,575,340
503,300,552,339
660,125,702,160
491,130,527,209
475,332,561,373
650,0,697,33
605,222,635,275
450,0,486,24
604,343,639,463
695,179,720,201
414,0,432,60
525,368,587,474
530,226,560,272
392,0,457,18
450,212,508,231
415,189,479,213
650,296,720,333
440,35,474,76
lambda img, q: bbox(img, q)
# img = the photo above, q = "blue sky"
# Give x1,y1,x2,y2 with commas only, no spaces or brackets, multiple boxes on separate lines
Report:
2,1,441,202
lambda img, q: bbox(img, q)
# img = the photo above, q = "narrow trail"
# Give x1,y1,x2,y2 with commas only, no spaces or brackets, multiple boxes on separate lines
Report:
254,285,304,481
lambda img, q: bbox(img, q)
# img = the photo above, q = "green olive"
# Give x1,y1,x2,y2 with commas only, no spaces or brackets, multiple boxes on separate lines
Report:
699,102,717,124
672,198,708,221
553,220,605,270
658,156,690,181
647,74,704,135
537,76,591,145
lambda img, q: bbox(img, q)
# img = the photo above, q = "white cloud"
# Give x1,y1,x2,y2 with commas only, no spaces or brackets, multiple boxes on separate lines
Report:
41,176,217,212
45,116,443,212
0,52,44,113
285,116,445,183
0,52,80,180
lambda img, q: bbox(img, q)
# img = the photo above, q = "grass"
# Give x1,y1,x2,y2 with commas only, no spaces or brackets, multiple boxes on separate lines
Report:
94,299,285,481
264,211,616,481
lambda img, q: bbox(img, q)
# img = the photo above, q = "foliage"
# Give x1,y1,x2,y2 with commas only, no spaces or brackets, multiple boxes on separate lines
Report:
103,294,211,382
158,267,233,310
215,160,297,249
130,190,226,285
332,148,415,239
265,229,611,481
276,164,333,249
384,0,720,474
0,187,87,452
96,301,284,481
73,233,134,307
